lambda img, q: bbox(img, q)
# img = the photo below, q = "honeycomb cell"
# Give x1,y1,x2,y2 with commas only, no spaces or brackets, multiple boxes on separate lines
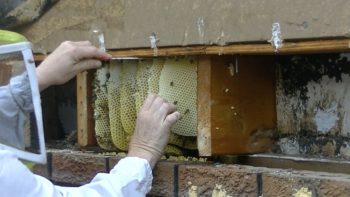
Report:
159,57,198,136
168,132,185,147
135,59,153,113
164,144,183,156
148,58,165,94
107,61,128,151
120,60,138,135
94,66,116,150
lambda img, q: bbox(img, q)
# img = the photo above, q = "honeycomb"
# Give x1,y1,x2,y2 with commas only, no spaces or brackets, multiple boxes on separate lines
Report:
148,58,165,94
94,66,116,150
164,145,183,156
158,57,198,136
93,57,199,154
107,61,128,151
120,60,138,135
135,59,153,113
168,132,185,147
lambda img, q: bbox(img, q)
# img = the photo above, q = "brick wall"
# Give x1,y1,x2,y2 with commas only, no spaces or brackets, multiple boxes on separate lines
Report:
34,150,350,196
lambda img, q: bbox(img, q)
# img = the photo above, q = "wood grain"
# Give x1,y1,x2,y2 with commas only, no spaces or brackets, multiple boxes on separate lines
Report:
197,56,212,156
34,39,350,61
77,70,96,146
209,56,276,155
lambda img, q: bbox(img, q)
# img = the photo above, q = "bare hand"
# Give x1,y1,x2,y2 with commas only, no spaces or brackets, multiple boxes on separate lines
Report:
128,95,180,168
36,41,111,91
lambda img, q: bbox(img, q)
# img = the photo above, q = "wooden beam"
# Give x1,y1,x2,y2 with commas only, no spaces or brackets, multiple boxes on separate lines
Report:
34,39,350,61
208,56,276,155
76,70,96,146
197,56,212,156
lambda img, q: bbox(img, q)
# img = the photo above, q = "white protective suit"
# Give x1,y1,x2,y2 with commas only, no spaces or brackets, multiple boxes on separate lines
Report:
0,74,153,196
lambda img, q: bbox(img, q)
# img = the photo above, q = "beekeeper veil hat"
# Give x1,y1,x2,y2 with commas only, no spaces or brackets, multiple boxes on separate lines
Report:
0,30,46,164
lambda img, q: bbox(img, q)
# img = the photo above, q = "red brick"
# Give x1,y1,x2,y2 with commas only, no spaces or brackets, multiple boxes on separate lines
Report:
263,170,350,197
263,173,317,196
51,150,108,185
178,164,257,197
148,161,180,197
319,179,350,196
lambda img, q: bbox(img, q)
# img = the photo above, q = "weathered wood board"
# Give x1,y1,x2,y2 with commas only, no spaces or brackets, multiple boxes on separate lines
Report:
15,0,350,53
198,55,277,156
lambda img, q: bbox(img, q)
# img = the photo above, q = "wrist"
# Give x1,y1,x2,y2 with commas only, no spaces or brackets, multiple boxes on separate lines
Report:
128,146,161,168
36,68,51,91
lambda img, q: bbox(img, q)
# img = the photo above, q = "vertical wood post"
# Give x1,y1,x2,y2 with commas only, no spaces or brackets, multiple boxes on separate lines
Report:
77,70,96,146
197,56,212,156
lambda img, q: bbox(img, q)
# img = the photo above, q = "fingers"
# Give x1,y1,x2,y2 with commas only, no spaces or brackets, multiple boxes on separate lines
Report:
74,59,102,72
140,95,177,121
150,97,166,113
159,102,176,120
60,41,112,62
71,45,111,61
141,94,157,111
70,41,92,46
164,111,181,128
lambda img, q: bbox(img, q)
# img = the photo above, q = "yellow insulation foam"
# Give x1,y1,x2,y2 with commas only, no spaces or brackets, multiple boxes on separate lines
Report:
158,57,198,136
107,61,128,151
94,66,116,150
120,60,138,135
148,58,165,94
135,59,153,113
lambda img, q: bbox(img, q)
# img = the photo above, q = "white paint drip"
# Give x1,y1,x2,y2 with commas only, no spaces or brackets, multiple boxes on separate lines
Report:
269,22,283,52
149,32,159,56
92,30,105,52
197,16,205,44
314,102,339,134
149,32,159,48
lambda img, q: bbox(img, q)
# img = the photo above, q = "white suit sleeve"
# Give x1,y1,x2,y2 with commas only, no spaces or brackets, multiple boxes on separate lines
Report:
0,73,34,149
56,157,153,197
0,150,153,197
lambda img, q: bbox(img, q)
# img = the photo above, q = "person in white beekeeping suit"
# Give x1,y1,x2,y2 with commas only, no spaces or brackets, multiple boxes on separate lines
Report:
0,30,180,197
